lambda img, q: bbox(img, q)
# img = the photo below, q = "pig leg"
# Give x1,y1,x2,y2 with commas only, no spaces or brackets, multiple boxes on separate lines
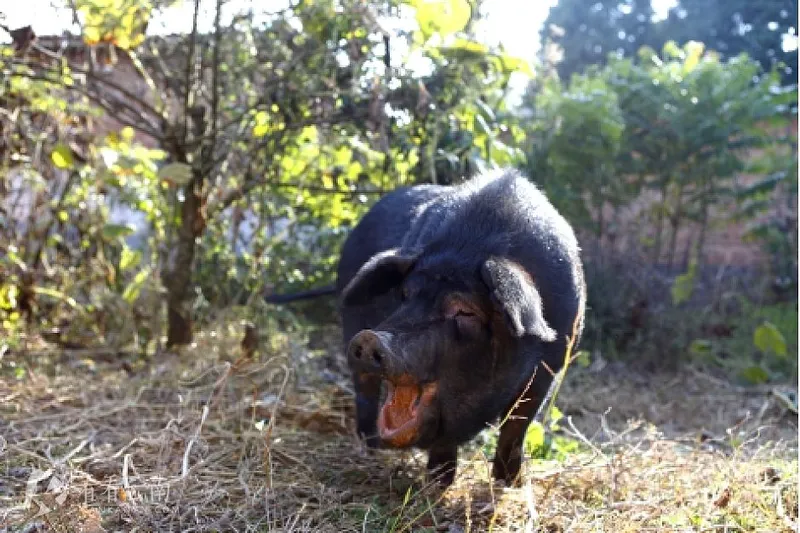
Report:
354,373,383,448
427,444,458,487
492,368,554,486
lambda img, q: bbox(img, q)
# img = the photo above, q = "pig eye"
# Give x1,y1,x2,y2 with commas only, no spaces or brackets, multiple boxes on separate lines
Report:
449,307,484,338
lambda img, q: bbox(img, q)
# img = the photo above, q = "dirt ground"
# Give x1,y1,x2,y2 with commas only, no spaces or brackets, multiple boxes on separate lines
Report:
0,328,797,532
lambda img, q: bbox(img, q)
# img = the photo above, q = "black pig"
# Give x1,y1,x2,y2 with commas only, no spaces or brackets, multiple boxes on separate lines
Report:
336,168,586,487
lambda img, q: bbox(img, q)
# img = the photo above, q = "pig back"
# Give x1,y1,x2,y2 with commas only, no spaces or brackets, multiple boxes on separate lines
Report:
336,184,443,293
336,184,446,345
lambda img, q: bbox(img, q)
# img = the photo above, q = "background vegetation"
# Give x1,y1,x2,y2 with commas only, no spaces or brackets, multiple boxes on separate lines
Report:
2,0,796,383
0,0,797,530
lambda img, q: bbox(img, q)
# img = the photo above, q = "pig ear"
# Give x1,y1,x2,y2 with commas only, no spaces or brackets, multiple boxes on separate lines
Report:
341,249,417,306
480,257,557,342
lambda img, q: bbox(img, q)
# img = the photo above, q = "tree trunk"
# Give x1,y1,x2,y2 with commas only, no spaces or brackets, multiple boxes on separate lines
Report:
666,183,685,271
652,182,668,264
694,194,710,271
165,172,205,347
595,196,605,242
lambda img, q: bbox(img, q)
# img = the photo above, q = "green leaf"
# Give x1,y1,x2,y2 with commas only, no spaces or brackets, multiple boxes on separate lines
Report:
474,97,497,123
574,350,591,368
688,339,714,356
525,421,545,451
475,113,493,137
772,388,798,414
122,268,150,304
78,0,150,49
671,264,696,306
119,247,141,271
740,365,770,385
662,40,683,60
549,405,564,431
499,53,534,77
51,143,75,170
32,287,81,310
0,284,19,310
158,162,193,185
753,322,787,357
102,223,135,240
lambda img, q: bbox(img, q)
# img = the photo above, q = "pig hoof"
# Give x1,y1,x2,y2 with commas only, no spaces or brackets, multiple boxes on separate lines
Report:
364,435,381,449
427,447,457,488
492,461,522,487
428,465,456,488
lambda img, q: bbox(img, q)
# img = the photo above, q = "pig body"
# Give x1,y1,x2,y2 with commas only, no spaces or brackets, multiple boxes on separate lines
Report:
336,168,586,486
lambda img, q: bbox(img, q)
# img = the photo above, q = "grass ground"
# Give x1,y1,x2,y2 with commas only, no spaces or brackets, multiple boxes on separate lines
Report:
0,323,797,532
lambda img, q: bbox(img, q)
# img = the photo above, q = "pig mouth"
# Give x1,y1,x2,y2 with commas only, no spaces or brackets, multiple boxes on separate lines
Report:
377,375,438,448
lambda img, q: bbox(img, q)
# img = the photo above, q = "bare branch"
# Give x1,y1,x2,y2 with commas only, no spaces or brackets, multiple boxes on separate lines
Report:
272,183,387,195
208,0,223,173
10,37,167,127
213,168,385,215
183,0,202,147
126,49,169,116
8,71,164,141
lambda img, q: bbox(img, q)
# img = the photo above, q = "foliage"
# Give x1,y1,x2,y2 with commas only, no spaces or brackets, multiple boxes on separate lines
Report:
579,244,798,384
737,137,799,292
1,2,796,389
0,0,532,347
540,0,657,81
691,299,798,384
540,0,798,86
661,0,798,85
524,41,796,269
523,69,630,235
0,49,164,349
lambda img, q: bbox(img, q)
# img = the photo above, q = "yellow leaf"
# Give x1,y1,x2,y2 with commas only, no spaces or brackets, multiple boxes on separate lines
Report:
300,125,318,143
683,41,705,73
51,143,75,169
449,38,488,55
662,40,683,60
415,0,471,38
253,111,270,137
78,0,151,49
499,53,534,77
84,26,101,45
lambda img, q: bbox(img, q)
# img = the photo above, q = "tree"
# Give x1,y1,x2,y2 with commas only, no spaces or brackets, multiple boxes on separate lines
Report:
521,70,629,237
539,0,656,81
661,0,798,85
1,0,532,348
540,0,798,87
522,41,796,268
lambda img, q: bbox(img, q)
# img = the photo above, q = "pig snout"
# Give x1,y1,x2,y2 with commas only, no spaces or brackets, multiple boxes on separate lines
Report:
347,330,396,376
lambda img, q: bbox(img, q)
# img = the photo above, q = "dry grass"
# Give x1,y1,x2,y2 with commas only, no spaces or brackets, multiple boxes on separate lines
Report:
0,325,797,532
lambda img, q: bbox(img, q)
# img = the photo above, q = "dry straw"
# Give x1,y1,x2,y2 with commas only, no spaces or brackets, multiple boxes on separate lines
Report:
0,323,796,532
